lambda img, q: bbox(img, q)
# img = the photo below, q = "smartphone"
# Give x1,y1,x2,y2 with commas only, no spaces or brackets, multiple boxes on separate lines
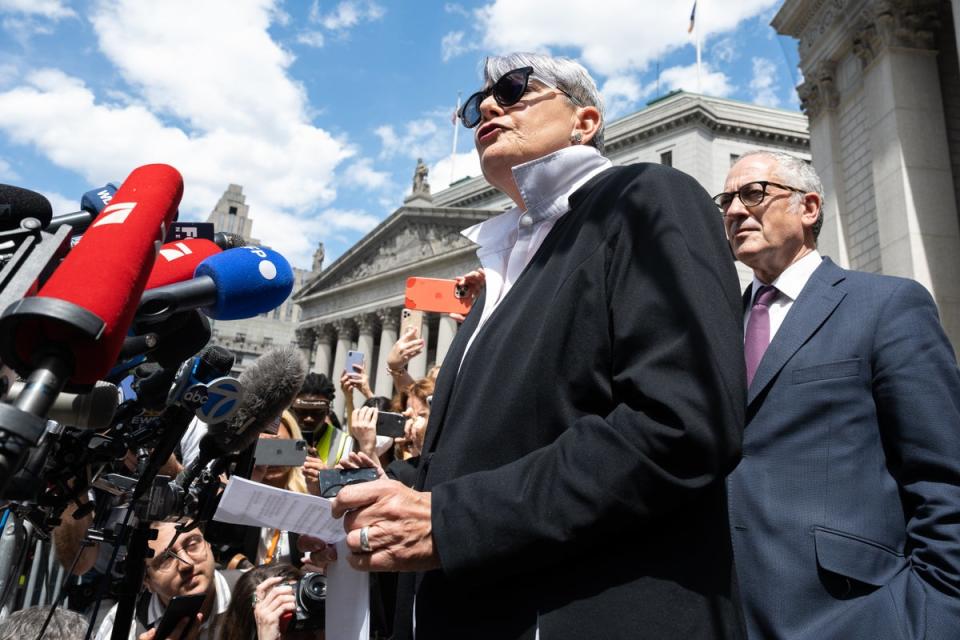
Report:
344,350,365,375
254,438,308,467
317,467,379,498
153,593,206,639
404,277,473,315
376,411,407,438
400,308,423,339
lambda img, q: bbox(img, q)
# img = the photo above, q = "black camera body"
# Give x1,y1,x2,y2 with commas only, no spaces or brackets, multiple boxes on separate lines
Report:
281,572,327,632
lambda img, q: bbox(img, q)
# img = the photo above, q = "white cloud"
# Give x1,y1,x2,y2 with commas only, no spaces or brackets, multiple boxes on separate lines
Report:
0,157,19,181
317,208,380,233
317,0,385,31
660,62,733,97
296,30,325,48
601,74,653,118
441,31,474,62
712,37,738,64
749,57,780,107
41,190,74,217
374,118,448,161
429,150,482,193
0,0,75,19
470,0,777,76
342,158,391,190
444,3,471,18
0,63,16,88
0,0,356,268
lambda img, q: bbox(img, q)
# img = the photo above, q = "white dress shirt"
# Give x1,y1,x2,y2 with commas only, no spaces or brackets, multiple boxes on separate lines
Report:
744,250,822,343
459,145,612,361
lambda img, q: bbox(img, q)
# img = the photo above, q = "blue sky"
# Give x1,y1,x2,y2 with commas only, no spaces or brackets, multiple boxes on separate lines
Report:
0,0,801,269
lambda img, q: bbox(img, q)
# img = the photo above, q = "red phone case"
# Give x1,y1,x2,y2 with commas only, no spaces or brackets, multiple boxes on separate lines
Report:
404,277,472,315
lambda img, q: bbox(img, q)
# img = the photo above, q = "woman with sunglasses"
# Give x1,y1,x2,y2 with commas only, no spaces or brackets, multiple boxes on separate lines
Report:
330,52,746,640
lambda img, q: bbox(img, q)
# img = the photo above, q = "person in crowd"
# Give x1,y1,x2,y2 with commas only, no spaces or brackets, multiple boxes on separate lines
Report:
290,373,350,466
719,150,960,639
320,52,747,639
218,563,324,640
95,522,231,640
384,327,424,395
0,606,88,640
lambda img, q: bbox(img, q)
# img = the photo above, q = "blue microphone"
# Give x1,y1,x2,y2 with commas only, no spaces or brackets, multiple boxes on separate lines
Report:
45,183,118,235
135,245,294,323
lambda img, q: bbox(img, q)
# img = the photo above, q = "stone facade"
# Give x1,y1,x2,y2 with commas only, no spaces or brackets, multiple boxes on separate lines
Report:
294,92,811,419
774,0,960,352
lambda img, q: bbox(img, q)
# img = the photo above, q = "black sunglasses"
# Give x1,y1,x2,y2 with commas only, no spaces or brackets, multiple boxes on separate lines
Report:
458,67,572,129
713,181,807,214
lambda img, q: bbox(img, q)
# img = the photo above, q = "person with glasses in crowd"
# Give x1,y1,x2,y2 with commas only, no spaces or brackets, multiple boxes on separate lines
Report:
717,150,960,640
290,373,352,467
315,52,747,639
94,522,231,640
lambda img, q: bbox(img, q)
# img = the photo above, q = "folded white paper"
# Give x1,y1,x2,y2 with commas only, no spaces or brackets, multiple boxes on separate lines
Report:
326,539,370,639
213,476,345,541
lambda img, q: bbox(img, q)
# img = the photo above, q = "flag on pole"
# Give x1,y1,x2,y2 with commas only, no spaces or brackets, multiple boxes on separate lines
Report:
688,1,697,33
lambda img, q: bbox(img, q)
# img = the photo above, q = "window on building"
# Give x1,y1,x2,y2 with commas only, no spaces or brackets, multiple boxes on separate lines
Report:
236,333,246,344
273,307,282,320
730,153,740,166
660,150,673,167
228,206,238,215
285,304,293,321
263,336,273,346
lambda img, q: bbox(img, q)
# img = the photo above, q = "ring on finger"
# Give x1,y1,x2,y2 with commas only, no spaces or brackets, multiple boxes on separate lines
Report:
359,526,372,553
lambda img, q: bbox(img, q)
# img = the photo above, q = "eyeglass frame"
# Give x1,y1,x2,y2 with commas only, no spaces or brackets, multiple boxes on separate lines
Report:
713,180,808,215
148,532,209,573
458,66,575,129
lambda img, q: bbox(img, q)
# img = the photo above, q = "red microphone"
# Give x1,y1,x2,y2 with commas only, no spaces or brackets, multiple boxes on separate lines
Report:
1,164,182,389
146,238,221,290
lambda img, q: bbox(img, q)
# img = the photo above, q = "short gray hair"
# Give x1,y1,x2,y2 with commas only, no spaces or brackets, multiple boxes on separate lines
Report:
482,52,605,154
739,149,825,240
0,606,88,640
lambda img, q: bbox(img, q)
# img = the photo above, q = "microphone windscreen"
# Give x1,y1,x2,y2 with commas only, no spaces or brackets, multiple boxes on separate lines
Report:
194,246,294,320
18,164,182,388
0,184,53,230
146,239,221,290
201,346,306,457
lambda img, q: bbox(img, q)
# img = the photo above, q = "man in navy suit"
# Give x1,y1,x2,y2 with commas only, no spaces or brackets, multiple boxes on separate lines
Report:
719,150,960,639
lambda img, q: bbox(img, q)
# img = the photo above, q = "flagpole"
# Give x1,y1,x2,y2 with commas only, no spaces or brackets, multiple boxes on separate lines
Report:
695,1,702,93
450,91,461,186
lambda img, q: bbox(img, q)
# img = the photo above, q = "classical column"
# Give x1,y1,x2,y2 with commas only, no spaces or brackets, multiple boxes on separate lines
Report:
407,314,430,380
375,308,400,398
294,327,315,369
435,315,458,366
312,325,335,378
856,6,960,350
355,314,378,408
330,318,355,423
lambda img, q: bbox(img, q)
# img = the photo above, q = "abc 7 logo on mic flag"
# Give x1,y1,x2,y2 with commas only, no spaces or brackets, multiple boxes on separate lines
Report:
192,377,242,424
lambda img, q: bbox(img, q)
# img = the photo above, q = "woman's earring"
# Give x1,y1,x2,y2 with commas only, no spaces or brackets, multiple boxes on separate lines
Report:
570,132,583,144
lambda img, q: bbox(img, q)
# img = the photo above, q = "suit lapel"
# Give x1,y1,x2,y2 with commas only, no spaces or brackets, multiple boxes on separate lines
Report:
421,291,484,455
747,258,847,406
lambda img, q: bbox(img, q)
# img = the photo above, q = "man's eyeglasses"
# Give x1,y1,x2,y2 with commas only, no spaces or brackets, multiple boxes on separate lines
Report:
291,399,330,418
458,66,573,129
713,181,808,214
149,534,207,573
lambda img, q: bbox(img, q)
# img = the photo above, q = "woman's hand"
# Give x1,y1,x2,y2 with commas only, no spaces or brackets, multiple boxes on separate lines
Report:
340,364,374,399
253,576,297,640
302,447,327,495
349,406,379,458
298,535,338,572
450,268,486,322
405,415,428,458
387,326,425,371
336,451,385,476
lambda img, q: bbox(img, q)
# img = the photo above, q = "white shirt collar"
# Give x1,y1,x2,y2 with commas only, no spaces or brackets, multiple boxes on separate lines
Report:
461,145,611,254
751,250,822,303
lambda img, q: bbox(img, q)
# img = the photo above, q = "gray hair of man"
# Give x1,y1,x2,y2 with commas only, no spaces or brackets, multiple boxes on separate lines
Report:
482,52,606,154
0,606,88,640
739,149,825,240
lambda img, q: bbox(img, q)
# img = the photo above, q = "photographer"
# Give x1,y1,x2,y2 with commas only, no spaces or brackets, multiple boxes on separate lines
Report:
219,563,325,640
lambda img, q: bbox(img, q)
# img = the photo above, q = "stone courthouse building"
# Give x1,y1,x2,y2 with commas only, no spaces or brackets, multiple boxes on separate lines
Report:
773,0,960,350
293,92,811,418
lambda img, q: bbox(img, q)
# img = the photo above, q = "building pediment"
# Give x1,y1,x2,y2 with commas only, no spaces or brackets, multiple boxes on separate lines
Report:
294,205,495,302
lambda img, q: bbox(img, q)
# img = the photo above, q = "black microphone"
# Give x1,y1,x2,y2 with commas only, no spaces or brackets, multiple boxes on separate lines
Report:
177,346,306,488
213,231,246,250
0,184,53,230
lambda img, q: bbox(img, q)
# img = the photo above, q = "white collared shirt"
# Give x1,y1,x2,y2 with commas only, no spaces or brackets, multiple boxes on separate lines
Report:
744,250,822,343
459,145,612,361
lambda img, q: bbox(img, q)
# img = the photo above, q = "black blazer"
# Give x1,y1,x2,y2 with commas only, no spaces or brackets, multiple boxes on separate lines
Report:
397,164,747,640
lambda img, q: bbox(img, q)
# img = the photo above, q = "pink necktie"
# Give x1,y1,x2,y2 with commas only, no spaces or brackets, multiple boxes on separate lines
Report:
745,285,778,387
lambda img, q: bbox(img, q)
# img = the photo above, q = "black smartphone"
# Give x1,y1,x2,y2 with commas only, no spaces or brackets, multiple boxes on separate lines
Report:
153,593,206,639
375,411,406,438
254,438,308,467
316,467,378,498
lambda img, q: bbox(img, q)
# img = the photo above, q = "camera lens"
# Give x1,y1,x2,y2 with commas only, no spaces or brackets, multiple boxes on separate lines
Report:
298,573,327,613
